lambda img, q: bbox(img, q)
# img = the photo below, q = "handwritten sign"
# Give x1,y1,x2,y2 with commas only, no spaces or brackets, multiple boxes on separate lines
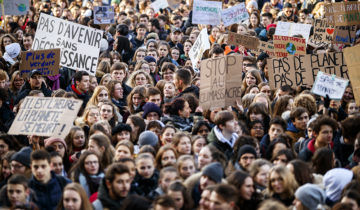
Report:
274,21,312,44
8,97,82,138
0,0,29,15
311,71,348,100
221,3,249,27
254,41,275,57
268,52,348,89
228,32,259,50
151,0,169,13
189,28,210,70
199,54,243,109
94,6,115,24
167,0,181,9
32,13,103,76
344,45,360,106
325,2,360,26
19,49,60,77
333,25,356,44
273,35,306,57
312,19,334,44
192,0,222,25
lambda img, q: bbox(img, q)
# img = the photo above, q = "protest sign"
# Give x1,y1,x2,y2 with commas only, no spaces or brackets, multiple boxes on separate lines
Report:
312,19,334,44
274,21,312,44
94,6,115,24
167,0,181,10
273,35,306,57
189,28,211,70
151,0,169,13
344,45,360,106
268,52,348,89
254,41,275,57
324,2,360,26
199,54,243,109
0,0,29,16
221,3,249,27
19,49,61,77
228,32,259,50
32,13,103,76
192,0,222,26
333,25,356,44
8,97,82,138
311,71,348,100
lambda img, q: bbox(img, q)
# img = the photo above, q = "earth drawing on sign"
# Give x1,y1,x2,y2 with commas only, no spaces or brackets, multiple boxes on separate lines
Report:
286,42,296,55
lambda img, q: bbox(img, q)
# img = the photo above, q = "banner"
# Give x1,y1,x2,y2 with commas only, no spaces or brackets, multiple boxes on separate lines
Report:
221,3,249,27
199,54,243,109
344,45,360,106
192,0,222,25
32,13,103,76
0,0,29,15
189,28,210,70
312,19,334,44
151,0,169,13
333,25,356,44
311,71,348,100
94,6,115,24
228,32,259,50
254,41,275,57
19,49,61,77
268,52,348,89
274,21,312,44
324,2,360,26
8,97,82,138
273,35,306,57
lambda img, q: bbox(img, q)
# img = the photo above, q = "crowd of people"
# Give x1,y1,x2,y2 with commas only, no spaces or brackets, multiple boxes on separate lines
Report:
0,0,359,209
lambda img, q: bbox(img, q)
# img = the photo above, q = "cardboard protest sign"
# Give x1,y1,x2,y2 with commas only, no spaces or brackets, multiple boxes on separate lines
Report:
228,32,259,50
199,54,243,109
268,52,349,89
221,3,249,27
312,19,334,44
274,21,312,44
167,0,181,10
94,6,115,24
0,0,29,15
324,2,360,26
333,25,356,44
254,41,275,57
32,13,103,76
311,71,348,100
189,28,211,70
151,0,169,13
344,45,360,106
192,0,222,26
273,35,306,57
8,97,82,138
19,49,61,77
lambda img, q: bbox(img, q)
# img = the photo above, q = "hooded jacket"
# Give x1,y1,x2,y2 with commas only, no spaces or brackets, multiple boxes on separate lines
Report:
162,115,193,132
207,127,236,161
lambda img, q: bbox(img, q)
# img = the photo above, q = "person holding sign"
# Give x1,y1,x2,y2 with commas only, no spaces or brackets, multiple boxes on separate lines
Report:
15,69,52,105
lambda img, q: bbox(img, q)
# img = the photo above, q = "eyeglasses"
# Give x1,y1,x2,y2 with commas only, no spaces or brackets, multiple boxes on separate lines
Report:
252,126,264,130
85,161,99,165
241,156,255,160
11,163,25,169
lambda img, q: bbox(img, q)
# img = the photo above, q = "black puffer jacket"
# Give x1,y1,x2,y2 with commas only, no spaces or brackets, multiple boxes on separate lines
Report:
132,170,159,200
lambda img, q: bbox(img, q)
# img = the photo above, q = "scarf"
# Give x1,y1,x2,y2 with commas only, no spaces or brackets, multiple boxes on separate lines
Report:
3,52,16,65
79,172,105,197
47,74,61,90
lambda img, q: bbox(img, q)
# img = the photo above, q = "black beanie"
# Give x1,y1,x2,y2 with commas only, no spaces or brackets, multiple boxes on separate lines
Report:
112,123,132,136
11,147,32,168
202,162,224,183
237,145,257,161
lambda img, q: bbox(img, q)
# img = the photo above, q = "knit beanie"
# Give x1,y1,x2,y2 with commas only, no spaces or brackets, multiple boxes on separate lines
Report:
295,184,326,210
44,137,67,151
138,131,158,148
144,56,156,64
11,147,32,168
323,168,353,202
237,145,257,160
112,123,132,136
202,162,224,183
142,102,162,119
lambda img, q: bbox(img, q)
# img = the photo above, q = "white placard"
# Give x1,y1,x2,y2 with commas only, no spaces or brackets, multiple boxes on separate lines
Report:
0,0,29,15
192,0,222,26
32,13,103,76
189,28,210,70
94,6,115,24
311,71,349,100
151,0,169,13
275,21,312,44
221,3,249,27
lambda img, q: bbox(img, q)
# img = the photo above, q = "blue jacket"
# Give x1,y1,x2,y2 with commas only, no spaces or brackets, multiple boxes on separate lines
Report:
29,171,71,210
